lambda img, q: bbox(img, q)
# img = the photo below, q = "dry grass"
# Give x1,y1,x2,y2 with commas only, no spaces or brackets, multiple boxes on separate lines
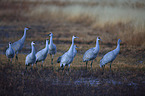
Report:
26,0,145,46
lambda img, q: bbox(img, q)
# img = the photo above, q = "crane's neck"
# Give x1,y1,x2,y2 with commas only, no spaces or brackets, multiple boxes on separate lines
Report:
94,39,99,52
50,35,53,45
9,44,12,49
96,39,99,47
114,41,120,54
31,45,35,55
68,37,74,55
21,29,27,41
46,40,49,49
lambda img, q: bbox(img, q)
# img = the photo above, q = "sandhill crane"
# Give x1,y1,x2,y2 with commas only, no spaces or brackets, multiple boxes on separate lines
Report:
83,37,101,70
11,27,29,60
35,39,49,68
59,36,78,71
6,42,15,62
25,41,36,70
57,45,78,63
48,32,57,65
100,39,121,72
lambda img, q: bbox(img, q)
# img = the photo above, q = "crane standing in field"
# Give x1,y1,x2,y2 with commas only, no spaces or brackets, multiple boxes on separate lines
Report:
48,32,57,65
11,27,29,60
59,36,79,71
57,45,78,63
83,37,101,70
100,39,121,72
25,41,36,70
6,42,15,62
35,39,49,68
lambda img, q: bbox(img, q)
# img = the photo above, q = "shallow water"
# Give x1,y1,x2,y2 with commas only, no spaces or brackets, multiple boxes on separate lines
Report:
49,77,140,87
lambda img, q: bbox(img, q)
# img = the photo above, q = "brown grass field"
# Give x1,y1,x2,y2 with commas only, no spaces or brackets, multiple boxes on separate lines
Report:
0,0,145,96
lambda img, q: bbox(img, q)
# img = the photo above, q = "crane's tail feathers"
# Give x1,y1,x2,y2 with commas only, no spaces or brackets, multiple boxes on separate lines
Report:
57,56,61,63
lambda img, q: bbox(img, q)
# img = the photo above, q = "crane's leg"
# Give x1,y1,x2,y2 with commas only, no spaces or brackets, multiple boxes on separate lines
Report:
10,58,12,63
102,65,105,74
110,62,112,72
16,52,18,60
41,61,44,68
31,64,33,70
24,65,27,74
91,60,93,70
25,65,27,70
86,61,88,70
61,65,64,72
50,54,54,65
68,64,70,72
36,62,38,69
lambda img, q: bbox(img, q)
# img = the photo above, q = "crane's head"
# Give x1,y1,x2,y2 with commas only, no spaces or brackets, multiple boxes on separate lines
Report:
49,32,53,37
97,36,102,41
24,27,29,30
73,35,79,39
9,42,12,44
118,39,121,44
31,41,35,46
118,39,121,42
46,38,49,43
8,42,12,46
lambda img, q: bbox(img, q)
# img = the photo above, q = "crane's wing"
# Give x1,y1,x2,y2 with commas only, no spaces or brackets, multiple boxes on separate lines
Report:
83,47,95,61
48,44,57,54
11,41,22,52
60,52,73,65
36,48,48,61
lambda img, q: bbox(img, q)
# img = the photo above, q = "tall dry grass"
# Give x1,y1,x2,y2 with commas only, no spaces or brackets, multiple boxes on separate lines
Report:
27,0,145,46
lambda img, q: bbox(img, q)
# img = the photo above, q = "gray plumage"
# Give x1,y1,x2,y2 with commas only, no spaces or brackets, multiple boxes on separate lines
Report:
25,41,36,69
57,45,78,63
36,39,49,68
48,32,57,65
100,39,121,72
11,27,29,60
83,37,101,70
6,42,15,62
59,36,78,71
